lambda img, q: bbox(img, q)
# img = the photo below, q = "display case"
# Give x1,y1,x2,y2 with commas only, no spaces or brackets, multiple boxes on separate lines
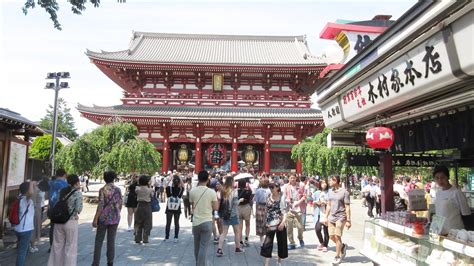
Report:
360,219,474,266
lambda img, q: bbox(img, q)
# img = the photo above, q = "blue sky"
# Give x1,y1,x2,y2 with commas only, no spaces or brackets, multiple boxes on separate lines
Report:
0,0,415,135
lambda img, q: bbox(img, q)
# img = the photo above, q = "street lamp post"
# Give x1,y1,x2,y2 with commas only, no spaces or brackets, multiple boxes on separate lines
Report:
45,72,70,176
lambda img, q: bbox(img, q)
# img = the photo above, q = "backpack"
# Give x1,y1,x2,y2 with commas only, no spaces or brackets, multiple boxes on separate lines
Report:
50,189,77,224
9,196,31,226
8,197,21,225
167,187,182,211
218,196,232,220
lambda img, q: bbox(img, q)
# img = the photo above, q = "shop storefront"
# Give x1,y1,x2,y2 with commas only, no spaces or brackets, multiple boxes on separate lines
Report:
0,108,42,248
315,1,473,265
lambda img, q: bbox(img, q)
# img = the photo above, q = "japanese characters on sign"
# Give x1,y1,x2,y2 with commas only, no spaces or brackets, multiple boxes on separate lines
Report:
339,30,453,123
322,99,344,128
346,152,445,167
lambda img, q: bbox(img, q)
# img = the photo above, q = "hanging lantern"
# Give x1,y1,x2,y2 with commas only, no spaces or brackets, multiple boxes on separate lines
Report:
178,144,189,165
366,127,394,149
243,145,256,166
207,144,226,167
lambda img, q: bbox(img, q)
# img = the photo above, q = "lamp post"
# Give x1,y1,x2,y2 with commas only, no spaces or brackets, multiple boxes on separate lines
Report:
45,72,70,176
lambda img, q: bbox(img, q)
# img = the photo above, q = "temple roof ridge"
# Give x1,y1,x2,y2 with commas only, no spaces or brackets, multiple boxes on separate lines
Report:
85,31,325,66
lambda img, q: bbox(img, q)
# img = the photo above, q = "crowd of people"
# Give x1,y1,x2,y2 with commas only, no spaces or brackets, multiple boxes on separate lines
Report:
11,168,355,266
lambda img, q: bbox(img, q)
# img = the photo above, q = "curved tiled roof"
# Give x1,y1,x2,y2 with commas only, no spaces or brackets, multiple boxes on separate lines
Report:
77,104,322,120
86,32,325,66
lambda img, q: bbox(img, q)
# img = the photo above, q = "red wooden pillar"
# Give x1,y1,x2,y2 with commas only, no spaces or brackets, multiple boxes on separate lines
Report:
195,138,202,172
231,138,238,172
296,159,302,174
263,139,270,173
162,138,170,174
380,152,394,213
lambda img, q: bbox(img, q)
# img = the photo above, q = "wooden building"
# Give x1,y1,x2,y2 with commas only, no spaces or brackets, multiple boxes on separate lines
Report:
0,108,42,247
79,33,327,174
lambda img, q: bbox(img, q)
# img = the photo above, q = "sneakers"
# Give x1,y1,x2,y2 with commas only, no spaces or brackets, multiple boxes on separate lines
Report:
341,243,347,259
317,244,324,251
288,244,296,250
235,248,245,253
173,238,178,243
299,239,305,248
213,237,219,244
216,248,223,257
29,246,39,253
163,238,168,242
244,237,250,247
127,226,133,232
322,247,328,252
332,256,342,265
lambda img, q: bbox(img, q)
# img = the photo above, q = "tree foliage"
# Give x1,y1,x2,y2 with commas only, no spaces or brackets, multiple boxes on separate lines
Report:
22,0,125,30
291,128,377,177
29,134,63,161
39,98,78,140
55,122,160,177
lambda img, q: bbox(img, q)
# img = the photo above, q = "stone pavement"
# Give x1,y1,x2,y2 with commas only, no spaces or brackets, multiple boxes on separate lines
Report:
0,181,372,266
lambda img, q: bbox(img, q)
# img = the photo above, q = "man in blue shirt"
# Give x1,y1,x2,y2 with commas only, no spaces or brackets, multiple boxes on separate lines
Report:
48,168,68,251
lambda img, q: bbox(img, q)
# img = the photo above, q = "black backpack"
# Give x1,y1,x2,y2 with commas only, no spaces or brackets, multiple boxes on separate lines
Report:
218,197,232,220
50,189,76,224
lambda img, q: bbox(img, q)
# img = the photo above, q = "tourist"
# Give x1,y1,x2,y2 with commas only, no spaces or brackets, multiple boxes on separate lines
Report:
164,175,184,242
362,176,378,218
216,176,244,257
30,177,47,253
284,174,305,249
212,179,223,243
260,183,288,266
134,175,154,244
153,172,161,197
15,182,35,266
92,171,122,266
84,175,89,192
190,170,218,266
374,178,381,217
237,179,252,247
48,174,83,266
299,176,309,229
125,175,138,231
255,175,271,246
324,175,351,265
314,179,329,252
183,177,192,220
432,165,471,235
48,168,68,251
361,175,369,207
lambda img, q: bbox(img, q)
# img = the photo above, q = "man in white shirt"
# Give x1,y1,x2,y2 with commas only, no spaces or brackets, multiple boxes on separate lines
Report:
285,174,305,249
433,165,471,235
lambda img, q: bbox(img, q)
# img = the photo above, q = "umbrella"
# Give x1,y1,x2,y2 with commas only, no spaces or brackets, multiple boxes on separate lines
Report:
234,173,253,180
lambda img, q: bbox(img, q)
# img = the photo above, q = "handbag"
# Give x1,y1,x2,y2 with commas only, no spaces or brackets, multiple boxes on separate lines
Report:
151,195,160,212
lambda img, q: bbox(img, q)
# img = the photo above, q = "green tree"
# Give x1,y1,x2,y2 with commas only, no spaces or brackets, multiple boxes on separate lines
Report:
55,122,160,177
40,98,78,140
105,138,161,175
29,134,63,161
292,128,377,177
22,0,126,30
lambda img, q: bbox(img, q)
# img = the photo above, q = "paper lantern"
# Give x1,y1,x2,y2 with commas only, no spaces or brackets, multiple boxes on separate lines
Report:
366,127,394,149
207,144,226,166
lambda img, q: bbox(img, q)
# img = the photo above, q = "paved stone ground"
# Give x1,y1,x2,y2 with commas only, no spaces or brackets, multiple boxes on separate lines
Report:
0,181,372,266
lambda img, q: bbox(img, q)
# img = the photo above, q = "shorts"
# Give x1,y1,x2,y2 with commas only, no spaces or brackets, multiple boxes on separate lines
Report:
328,220,346,237
223,215,239,226
238,204,252,221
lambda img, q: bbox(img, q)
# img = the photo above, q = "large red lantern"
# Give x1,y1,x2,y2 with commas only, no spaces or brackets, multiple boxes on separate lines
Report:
366,127,394,149
207,144,227,167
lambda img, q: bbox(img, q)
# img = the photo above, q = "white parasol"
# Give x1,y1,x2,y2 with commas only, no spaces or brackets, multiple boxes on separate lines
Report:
234,173,253,180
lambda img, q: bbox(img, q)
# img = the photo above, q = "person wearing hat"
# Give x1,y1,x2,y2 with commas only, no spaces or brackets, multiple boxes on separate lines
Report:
433,165,471,235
